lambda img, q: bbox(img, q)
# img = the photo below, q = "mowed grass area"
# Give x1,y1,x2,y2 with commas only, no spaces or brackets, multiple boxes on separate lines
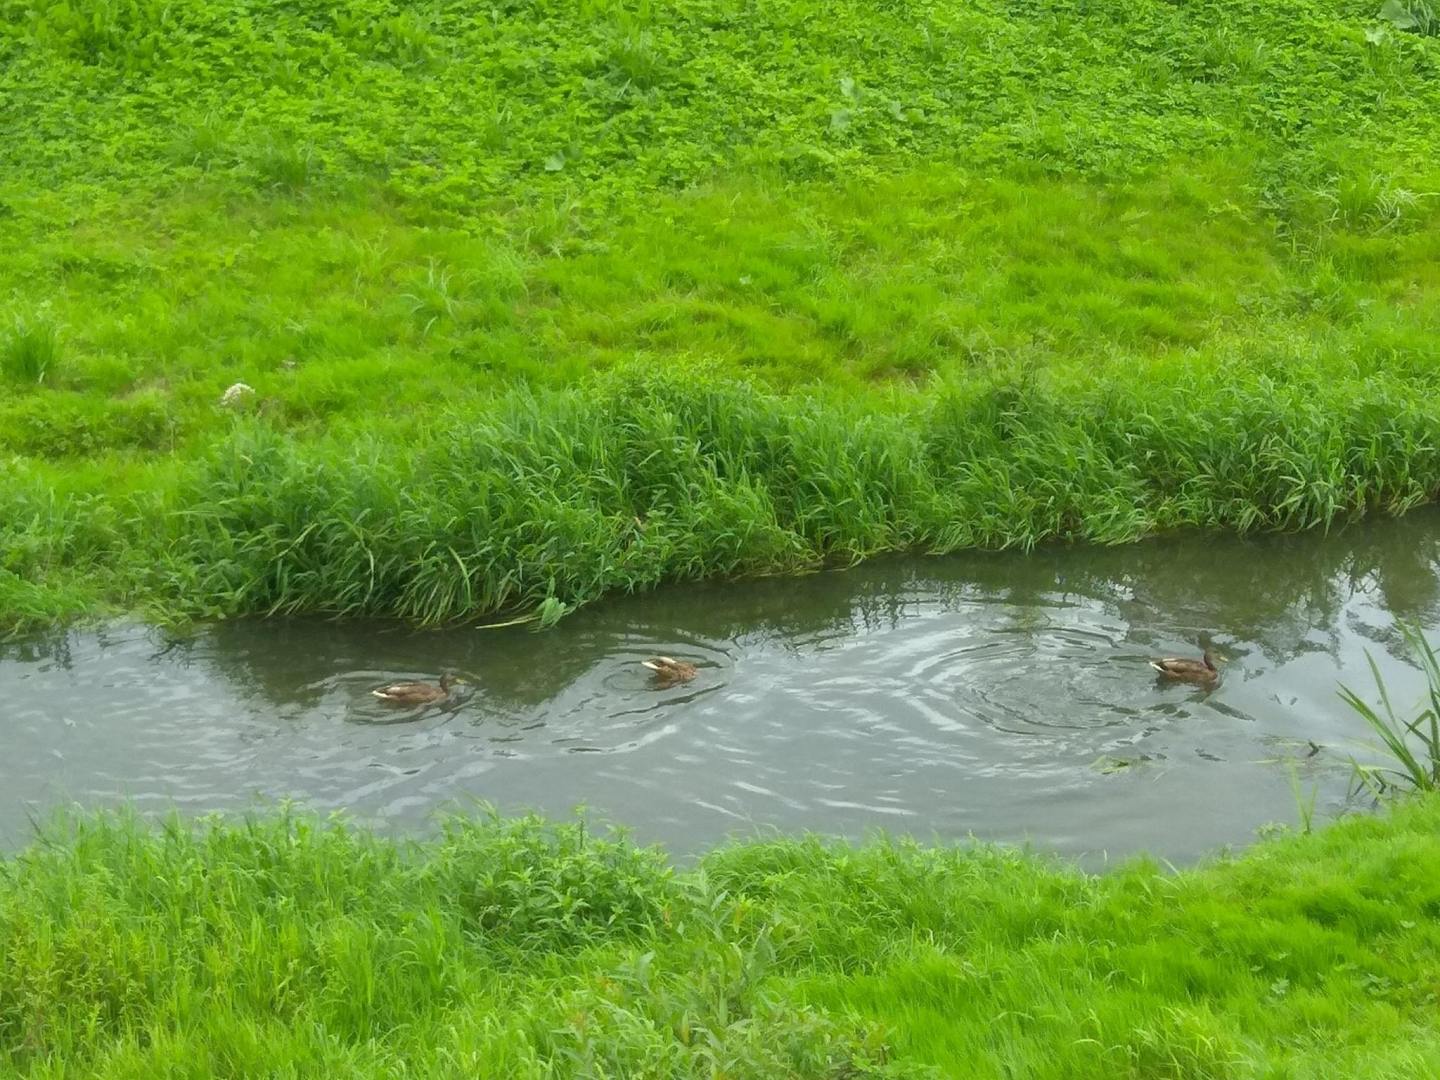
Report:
2,0,1440,631
2,799,1440,1077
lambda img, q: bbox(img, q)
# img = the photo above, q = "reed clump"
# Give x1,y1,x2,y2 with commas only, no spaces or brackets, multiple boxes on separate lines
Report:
1343,624,1440,795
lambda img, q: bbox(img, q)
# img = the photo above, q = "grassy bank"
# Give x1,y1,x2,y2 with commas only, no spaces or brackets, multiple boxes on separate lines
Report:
3,799,1440,1076
9,361,1440,628
3,0,1440,631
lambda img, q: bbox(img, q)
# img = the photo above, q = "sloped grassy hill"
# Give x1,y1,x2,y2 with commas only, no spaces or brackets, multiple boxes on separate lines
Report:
2,0,1438,629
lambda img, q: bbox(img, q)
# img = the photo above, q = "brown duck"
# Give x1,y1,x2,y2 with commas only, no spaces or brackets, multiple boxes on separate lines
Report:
642,657,698,687
371,672,460,705
1149,650,1221,686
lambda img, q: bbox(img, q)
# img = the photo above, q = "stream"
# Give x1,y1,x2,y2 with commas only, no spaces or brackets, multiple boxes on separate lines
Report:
7,508,1440,863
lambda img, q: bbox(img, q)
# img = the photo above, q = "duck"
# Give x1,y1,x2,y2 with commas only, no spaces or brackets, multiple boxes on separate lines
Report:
371,672,460,705
1149,649,1221,686
642,657,698,687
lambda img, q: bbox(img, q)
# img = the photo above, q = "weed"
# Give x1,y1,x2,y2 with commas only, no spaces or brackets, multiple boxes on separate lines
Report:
1287,762,1318,834
1329,172,1425,233
1379,0,1440,37
402,261,461,335
602,27,667,90
248,135,317,192
1342,624,1440,795
1,316,60,384
164,111,231,168
381,10,439,67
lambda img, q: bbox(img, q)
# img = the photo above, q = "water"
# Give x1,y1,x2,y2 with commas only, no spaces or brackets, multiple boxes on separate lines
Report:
7,509,1440,864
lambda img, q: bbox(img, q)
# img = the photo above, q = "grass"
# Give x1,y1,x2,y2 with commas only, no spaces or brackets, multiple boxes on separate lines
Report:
6,354,1440,633
1,0,1438,631
1,316,60,385
0,352,1436,629
3,799,1440,1077
6,8,1439,1072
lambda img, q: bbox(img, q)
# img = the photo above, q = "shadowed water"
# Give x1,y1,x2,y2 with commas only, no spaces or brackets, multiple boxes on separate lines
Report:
7,509,1440,863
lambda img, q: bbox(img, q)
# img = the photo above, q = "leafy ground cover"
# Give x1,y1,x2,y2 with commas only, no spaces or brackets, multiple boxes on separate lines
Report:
3,798,1440,1077
2,0,1439,631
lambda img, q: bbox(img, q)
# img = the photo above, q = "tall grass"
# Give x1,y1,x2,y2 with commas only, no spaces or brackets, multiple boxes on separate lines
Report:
0,809,898,1077
1,316,60,384
1342,624,1440,795
5,800,1440,1076
7,358,1440,631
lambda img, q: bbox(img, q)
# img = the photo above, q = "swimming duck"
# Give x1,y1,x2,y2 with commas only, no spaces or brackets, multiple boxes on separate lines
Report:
642,657,698,687
371,672,459,705
1149,650,1221,686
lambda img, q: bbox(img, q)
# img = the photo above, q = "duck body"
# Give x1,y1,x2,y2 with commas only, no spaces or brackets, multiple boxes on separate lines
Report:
371,672,457,705
1149,650,1219,685
642,657,698,686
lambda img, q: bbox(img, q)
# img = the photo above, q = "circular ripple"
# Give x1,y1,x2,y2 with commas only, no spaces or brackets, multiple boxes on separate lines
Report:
503,636,735,754
777,605,1190,789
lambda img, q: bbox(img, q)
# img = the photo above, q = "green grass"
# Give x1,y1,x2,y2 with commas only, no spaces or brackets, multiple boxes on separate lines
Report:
1,316,61,385
3,352,1438,631
5,799,1440,1077
2,0,1439,631
7,354,1440,632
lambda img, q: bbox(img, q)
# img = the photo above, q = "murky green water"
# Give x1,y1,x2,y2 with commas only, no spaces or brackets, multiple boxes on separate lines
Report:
7,509,1440,862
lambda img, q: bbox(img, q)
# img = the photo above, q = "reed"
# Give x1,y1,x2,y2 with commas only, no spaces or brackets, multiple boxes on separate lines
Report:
1342,624,1440,795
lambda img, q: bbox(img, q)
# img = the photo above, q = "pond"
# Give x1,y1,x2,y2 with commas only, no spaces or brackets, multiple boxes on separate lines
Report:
7,508,1440,863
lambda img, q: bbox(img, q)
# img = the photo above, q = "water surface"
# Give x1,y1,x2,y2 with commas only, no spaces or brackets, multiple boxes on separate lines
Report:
7,509,1440,863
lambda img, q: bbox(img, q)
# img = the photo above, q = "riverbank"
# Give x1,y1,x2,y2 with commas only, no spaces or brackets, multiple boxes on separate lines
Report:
3,798,1440,1076
10,359,1440,632
4,1,1440,633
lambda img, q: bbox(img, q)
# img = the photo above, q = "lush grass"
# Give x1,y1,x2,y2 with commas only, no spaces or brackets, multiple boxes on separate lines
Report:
2,0,1439,631
4,799,1440,1076
2,159,1438,451
0,316,61,386
6,356,1440,631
